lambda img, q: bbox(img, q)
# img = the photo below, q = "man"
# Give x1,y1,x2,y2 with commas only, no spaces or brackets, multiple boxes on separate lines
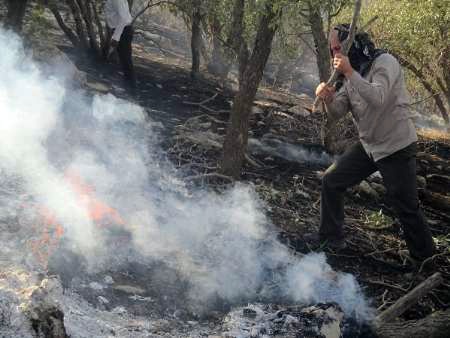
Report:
312,24,435,263
105,0,136,91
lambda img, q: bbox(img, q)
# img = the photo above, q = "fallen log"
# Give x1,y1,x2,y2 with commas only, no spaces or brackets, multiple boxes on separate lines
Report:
372,273,447,337
421,190,450,212
425,174,450,194
417,152,450,175
375,309,450,338
375,272,443,325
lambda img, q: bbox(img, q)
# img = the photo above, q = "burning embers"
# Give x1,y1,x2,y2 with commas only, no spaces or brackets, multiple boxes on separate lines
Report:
27,170,129,270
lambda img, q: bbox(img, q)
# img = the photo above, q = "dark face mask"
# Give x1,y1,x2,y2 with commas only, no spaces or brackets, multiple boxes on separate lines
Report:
332,24,385,76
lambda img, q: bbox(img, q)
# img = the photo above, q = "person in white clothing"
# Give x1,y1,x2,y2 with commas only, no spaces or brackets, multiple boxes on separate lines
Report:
105,0,136,90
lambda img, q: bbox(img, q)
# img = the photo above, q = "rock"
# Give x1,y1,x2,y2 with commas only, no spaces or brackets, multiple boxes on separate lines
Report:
103,276,114,284
88,282,104,291
84,80,110,94
295,189,311,199
288,104,310,117
24,277,69,338
251,106,265,116
111,306,127,315
301,304,344,338
417,175,427,189
31,42,87,87
370,182,386,196
356,180,380,200
112,284,146,295
368,171,383,184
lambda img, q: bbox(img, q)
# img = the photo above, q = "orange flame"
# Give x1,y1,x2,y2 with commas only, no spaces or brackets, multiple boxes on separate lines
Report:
28,170,126,269
64,170,125,227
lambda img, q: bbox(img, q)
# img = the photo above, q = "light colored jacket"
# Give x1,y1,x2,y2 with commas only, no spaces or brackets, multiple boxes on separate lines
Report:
105,0,133,42
325,53,417,161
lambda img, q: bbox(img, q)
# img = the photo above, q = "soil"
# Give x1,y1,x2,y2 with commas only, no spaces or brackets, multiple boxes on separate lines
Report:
2,1,449,328
67,45,449,323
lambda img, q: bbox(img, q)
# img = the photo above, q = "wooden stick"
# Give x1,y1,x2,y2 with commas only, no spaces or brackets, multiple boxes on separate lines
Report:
375,272,443,325
312,0,362,111
360,15,379,31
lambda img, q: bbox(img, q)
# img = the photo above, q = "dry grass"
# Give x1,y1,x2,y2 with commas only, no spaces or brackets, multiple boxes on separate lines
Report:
418,128,450,144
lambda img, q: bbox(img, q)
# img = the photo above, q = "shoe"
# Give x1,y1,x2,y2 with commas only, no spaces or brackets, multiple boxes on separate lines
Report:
303,233,347,250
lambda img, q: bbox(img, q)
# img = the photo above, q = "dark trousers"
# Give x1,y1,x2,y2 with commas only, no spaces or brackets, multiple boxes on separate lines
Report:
320,142,435,259
117,25,136,88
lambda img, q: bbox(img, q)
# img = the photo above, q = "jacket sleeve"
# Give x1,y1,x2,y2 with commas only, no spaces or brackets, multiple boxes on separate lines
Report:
324,88,350,121
347,54,400,108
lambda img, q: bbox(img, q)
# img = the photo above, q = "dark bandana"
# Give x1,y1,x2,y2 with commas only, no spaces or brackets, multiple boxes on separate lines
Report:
333,23,386,91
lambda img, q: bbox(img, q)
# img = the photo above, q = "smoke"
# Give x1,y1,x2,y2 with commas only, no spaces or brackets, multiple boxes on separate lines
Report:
0,30,96,253
249,136,332,165
412,109,448,132
0,28,372,321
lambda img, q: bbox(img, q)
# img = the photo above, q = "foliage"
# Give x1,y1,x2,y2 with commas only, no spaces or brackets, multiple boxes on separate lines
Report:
362,209,394,230
27,2,53,36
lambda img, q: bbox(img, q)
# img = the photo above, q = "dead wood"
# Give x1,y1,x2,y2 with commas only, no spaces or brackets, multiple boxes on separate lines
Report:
425,174,450,194
375,309,450,338
375,272,443,325
184,172,234,182
417,152,450,174
183,93,230,114
421,190,450,212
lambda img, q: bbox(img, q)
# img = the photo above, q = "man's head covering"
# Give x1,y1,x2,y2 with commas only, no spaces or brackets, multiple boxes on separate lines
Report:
332,23,385,76
331,23,385,91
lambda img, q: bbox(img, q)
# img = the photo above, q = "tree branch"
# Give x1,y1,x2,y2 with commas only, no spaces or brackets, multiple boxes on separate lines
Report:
48,4,80,47
312,0,362,110
132,0,180,24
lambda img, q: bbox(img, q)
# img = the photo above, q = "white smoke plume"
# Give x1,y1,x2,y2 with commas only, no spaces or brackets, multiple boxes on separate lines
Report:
0,28,372,321
249,136,332,165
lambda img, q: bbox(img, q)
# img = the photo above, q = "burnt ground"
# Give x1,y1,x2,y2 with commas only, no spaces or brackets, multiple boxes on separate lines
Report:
63,44,450,323
4,2,449,326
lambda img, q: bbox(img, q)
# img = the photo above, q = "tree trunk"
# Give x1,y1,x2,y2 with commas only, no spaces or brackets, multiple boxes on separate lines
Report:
5,0,28,32
308,4,331,82
228,0,245,55
207,13,231,81
89,0,107,58
227,0,248,84
190,0,202,79
220,4,279,179
48,5,80,47
438,45,450,111
66,0,89,50
75,0,100,57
